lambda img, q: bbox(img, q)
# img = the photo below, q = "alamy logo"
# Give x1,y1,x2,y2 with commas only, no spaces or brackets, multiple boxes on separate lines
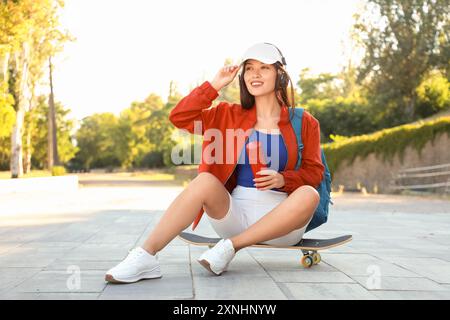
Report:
170,121,282,166
366,265,381,289
66,265,81,290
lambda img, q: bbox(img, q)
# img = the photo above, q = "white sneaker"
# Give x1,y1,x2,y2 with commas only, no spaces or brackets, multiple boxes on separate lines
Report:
105,247,162,283
197,239,236,276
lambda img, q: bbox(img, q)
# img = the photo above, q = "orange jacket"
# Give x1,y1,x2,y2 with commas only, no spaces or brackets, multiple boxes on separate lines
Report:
169,80,325,230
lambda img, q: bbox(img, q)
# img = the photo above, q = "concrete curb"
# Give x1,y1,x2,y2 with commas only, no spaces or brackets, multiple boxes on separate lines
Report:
0,175,79,194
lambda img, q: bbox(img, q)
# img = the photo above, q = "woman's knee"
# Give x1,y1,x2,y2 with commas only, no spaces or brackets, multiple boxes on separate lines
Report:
188,172,223,198
191,172,221,187
294,185,320,207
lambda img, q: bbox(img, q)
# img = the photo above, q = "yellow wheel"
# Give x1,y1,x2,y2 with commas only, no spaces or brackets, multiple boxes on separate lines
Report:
301,255,313,268
312,253,321,265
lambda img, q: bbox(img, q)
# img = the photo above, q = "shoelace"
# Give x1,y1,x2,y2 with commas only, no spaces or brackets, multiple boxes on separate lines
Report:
214,240,234,257
124,248,144,264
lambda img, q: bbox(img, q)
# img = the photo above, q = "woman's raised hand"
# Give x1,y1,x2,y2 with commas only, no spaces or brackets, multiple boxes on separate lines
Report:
210,64,241,92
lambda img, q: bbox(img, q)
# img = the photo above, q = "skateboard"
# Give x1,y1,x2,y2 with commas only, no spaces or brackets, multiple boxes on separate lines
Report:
178,232,352,268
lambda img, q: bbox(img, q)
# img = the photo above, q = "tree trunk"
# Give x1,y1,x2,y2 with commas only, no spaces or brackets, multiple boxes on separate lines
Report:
10,43,30,178
11,107,24,178
1,52,9,83
47,56,59,169
23,110,33,174
405,94,416,122
23,128,32,174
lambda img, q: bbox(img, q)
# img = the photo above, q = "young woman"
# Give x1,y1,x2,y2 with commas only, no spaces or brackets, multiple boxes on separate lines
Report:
105,43,325,283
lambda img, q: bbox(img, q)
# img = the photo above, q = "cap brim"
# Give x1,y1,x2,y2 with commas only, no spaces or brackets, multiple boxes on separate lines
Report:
241,56,278,65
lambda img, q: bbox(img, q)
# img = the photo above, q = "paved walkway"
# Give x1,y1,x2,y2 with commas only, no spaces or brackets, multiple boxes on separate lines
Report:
0,186,449,300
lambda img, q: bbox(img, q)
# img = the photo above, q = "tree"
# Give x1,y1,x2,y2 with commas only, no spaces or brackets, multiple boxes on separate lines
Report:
27,95,78,169
0,0,72,177
74,113,122,170
415,69,450,117
353,0,450,126
297,68,343,105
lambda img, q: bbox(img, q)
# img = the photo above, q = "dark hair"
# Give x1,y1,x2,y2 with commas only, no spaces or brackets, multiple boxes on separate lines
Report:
238,61,296,120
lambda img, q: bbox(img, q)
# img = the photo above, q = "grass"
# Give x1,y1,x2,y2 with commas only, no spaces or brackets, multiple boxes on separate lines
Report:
0,170,52,180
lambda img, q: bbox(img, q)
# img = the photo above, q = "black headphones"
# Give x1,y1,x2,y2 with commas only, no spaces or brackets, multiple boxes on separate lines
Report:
239,43,289,88
264,42,289,88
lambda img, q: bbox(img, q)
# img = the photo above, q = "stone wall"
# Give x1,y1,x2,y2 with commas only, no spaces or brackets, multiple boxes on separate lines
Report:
331,132,450,194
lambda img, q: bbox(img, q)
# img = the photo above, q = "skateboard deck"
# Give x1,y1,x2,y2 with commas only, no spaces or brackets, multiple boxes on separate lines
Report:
178,232,352,268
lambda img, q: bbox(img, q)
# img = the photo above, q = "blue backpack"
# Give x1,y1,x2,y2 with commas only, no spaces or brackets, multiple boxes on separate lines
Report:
288,108,333,233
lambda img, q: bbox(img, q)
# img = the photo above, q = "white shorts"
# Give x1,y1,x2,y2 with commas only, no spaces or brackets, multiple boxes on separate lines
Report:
205,185,310,246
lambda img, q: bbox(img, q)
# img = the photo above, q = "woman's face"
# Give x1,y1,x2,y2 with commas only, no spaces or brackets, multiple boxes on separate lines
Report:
243,59,277,97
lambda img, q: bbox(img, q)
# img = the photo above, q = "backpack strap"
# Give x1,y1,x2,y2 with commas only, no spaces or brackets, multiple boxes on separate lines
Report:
288,108,304,171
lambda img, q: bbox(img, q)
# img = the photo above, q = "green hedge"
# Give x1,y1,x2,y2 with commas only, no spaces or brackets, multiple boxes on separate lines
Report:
322,116,450,175
51,166,67,176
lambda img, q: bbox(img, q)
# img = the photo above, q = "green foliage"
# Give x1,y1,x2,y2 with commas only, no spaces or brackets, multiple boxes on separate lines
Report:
0,83,15,138
0,93,15,169
323,116,450,176
72,87,180,170
216,58,241,104
74,113,121,170
305,96,375,143
1,0,74,176
51,165,66,176
297,69,342,104
353,0,449,124
28,96,78,169
415,70,450,118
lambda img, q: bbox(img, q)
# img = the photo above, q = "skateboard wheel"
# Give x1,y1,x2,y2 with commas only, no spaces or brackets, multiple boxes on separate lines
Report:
301,255,313,268
312,253,321,265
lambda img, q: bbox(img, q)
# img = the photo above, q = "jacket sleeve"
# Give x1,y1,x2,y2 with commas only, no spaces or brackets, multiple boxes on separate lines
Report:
169,81,221,135
279,112,325,192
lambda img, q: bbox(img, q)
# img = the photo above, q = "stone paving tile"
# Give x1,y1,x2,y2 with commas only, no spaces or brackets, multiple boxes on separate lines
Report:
84,233,141,245
10,242,81,256
280,282,378,300
192,272,287,300
0,225,64,243
247,248,340,272
61,243,133,261
0,268,42,294
99,272,193,300
0,292,100,300
374,256,450,284
190,247,286,300
44,259,121,271
1,189,449,299
99,241,193,300
0,292,41,300
371,290,450,300
190,246,269,277
0,251,62,268
35,293,100,300
268,270,356,283
11,270,106,293
352,276,447,291
37,228,103,243
320,253,420,277
0,243,24,255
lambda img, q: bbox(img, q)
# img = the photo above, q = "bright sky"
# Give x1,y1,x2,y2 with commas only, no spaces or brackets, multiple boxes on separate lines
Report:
50,0,364,121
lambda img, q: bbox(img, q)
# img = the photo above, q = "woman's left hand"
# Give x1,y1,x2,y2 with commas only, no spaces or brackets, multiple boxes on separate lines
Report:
253,169,285,190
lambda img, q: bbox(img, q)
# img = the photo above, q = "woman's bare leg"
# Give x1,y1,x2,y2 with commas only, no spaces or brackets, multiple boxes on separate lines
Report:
230,185,320,252
142,172,231,255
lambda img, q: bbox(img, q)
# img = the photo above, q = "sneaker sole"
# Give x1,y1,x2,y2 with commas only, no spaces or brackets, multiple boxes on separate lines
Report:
105,268,162,284
198,259,222,276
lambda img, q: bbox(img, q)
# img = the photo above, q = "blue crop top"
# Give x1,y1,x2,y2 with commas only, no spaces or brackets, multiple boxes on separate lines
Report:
235,129,288,191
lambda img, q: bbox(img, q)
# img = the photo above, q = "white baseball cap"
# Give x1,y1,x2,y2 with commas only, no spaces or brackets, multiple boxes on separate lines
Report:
240,42,287,66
